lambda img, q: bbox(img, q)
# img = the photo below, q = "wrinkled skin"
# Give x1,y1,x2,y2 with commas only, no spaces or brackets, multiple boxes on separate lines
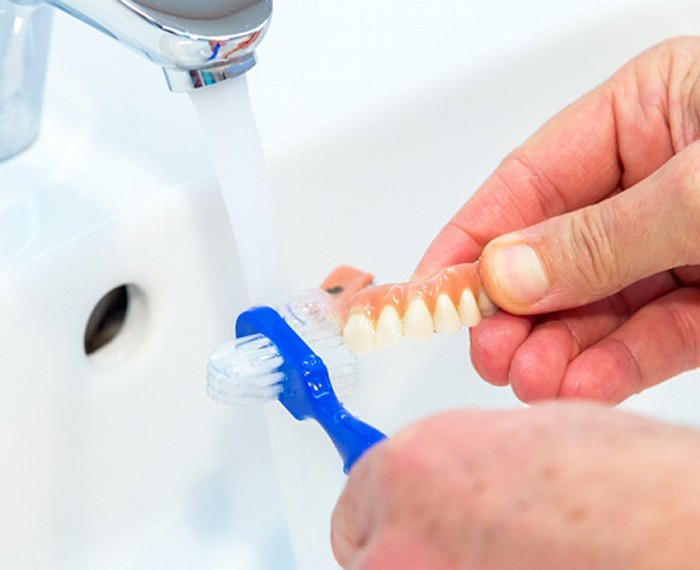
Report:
332,404,700,569
332,37,700,568
414,37,700,404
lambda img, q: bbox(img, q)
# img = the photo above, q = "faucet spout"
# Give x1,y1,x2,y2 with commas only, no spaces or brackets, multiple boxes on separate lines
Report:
47,0,272,91
0,0,272,159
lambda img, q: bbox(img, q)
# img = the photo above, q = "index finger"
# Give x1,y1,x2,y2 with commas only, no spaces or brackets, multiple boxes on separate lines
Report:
414,38,687,279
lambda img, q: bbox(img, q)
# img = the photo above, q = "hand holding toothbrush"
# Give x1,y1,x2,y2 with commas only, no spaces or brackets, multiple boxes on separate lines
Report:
332,403,700,568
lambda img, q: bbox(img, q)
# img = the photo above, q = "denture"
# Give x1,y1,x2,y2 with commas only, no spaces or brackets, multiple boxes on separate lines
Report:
320,264,497,355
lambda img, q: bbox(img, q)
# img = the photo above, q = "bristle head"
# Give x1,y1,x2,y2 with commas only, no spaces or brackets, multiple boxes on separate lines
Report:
206,333,285,405
279,290,357,397
207,290,358,407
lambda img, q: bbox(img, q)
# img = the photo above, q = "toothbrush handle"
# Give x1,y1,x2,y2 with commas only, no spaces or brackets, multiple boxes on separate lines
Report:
320,407,387,474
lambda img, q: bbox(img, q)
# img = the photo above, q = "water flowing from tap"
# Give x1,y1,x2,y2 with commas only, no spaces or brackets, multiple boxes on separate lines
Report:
190,77,340,569
189,76,289,305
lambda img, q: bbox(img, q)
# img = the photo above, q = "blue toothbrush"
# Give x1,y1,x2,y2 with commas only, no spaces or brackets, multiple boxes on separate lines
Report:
207,292,386,473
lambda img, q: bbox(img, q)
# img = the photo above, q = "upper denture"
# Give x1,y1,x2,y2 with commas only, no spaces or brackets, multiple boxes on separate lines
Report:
321,263,494,354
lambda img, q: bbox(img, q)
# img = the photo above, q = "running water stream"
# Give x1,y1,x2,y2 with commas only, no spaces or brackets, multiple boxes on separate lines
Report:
190,75,340,569
189,76,289,305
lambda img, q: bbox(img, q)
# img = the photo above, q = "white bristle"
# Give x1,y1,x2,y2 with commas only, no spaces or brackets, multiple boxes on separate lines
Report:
207,334,286,405
206,290,357,405
279,290,357,399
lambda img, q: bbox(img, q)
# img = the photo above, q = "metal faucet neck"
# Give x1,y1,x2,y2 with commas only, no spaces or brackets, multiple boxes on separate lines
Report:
0,0,272,160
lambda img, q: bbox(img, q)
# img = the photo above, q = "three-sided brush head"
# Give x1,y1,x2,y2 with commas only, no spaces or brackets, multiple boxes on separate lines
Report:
206,291,386,473
206,290,357,406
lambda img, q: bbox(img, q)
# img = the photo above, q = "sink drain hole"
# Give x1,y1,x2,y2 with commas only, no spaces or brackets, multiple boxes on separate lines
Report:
84,286,128,355
84,285,148,364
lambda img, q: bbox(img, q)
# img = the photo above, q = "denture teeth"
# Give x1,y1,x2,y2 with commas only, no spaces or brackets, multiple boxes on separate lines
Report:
402,297,434,341
376,305,402,350
458,289,482,327
478,291,498,316
433,294,461,334
342,313,377,355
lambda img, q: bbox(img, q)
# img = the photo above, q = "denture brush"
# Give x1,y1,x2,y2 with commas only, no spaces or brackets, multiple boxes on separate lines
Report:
207,290,386,473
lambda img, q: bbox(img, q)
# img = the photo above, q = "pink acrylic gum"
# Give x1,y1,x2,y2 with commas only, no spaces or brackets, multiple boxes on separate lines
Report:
319,264,497,354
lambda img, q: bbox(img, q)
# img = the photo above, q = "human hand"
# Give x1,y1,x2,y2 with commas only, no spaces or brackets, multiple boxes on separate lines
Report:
414,37,700,404
331,403,700,569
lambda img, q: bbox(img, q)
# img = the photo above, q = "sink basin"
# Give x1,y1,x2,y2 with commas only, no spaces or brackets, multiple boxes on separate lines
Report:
2,0,700,568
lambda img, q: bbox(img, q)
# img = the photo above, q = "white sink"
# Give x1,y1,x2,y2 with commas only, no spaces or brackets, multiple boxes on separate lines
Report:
3,0,700,568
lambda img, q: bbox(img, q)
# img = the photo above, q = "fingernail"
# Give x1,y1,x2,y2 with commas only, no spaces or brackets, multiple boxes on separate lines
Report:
490,244,549,305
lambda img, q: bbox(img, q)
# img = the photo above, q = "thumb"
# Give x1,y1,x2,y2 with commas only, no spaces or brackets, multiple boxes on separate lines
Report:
479,151,700,314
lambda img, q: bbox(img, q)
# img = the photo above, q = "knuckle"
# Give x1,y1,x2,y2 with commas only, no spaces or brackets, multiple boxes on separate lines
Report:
375,432,423,486
667,150,700,263
674,153,700,215
666,290,700,371
565,206,624,296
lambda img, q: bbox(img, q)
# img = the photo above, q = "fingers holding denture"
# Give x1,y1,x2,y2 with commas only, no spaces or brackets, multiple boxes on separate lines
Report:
321,264,497,355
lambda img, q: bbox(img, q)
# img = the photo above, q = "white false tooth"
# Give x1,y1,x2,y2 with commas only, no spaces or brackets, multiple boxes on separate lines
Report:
342,313,377,354
376,305,402,350
458,289,482,327
433,294,461,334
402,297,434,341
478,291,498,316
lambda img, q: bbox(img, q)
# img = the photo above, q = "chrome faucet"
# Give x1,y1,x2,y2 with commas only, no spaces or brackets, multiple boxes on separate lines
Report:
0,0,272,160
